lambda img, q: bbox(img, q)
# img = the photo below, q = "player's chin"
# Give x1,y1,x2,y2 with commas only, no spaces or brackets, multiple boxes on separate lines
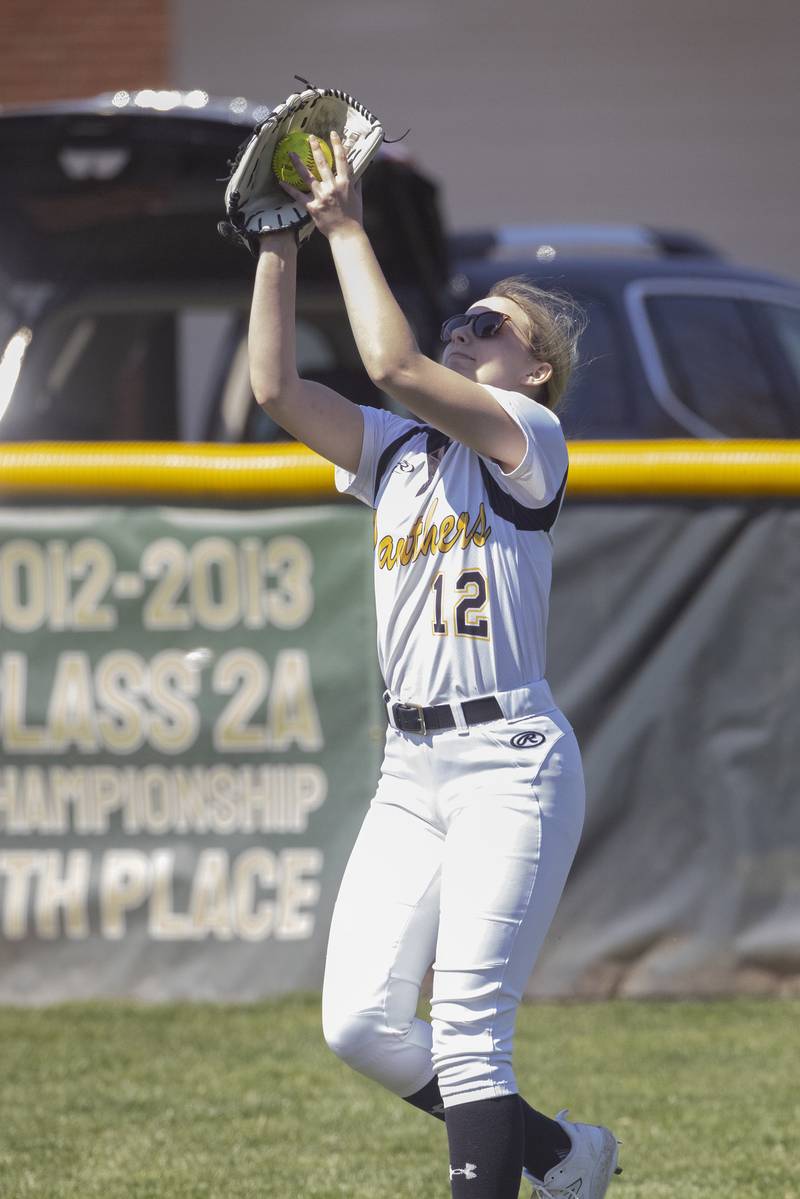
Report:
443,357,474,377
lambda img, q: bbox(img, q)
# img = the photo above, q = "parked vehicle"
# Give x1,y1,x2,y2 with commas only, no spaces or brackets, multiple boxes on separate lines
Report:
0,91,447,444
1,93,798,443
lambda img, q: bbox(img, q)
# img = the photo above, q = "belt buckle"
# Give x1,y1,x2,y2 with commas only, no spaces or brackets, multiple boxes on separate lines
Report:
397,703,427,736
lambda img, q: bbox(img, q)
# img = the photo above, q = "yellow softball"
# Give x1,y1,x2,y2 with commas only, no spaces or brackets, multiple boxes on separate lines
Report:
272,131,334,191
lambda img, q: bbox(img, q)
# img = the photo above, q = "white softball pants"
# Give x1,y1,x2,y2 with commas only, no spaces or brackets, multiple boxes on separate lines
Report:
322,701,585,1108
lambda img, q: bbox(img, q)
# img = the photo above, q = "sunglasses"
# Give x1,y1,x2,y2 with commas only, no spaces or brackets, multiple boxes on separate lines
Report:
440,311,515,343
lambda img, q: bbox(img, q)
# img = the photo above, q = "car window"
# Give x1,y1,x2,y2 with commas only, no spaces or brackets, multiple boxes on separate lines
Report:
0,295,251,442
0,296,348,443
0,308,184,441
557,298,634,438
0,282,398,444
763,303,800,389
643,294,784,437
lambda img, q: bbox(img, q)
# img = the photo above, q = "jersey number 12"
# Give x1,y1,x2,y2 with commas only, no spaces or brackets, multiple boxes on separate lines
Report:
431,570,489,639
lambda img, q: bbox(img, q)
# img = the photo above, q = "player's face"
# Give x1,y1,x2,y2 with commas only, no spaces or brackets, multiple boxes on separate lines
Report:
441,296,552,396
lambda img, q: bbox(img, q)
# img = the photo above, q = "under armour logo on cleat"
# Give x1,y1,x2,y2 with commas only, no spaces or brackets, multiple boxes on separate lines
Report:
449,1162,478,1180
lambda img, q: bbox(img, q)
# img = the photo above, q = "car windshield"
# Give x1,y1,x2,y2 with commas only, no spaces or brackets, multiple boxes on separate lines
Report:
0,286,192,440
0,283,384,442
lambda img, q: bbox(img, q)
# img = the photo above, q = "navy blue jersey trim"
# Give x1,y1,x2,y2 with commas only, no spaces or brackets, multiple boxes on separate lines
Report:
415,426,452,496
421,426,452,456
478,459,568,532
373,424,426,502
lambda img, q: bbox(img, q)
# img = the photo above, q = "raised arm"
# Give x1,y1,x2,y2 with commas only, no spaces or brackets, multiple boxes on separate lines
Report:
247,230,364,474
281,132,527,472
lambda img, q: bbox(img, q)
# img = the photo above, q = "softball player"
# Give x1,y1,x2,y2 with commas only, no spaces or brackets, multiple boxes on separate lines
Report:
249,130,621,1199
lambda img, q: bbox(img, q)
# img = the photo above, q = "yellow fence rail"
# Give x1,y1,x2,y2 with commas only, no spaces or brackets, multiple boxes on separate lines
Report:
0,440,797,500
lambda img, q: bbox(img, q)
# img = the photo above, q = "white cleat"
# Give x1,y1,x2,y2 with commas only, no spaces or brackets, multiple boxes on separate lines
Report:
526,1109,622,1199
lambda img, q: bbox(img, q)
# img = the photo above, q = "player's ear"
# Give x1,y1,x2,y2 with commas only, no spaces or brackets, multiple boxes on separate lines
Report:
524,361,553,388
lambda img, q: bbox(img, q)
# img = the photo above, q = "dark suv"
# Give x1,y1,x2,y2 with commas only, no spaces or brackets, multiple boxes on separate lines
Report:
1,93,798,443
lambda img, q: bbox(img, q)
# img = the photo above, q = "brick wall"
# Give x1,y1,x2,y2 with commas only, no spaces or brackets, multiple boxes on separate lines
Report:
0,0,169,105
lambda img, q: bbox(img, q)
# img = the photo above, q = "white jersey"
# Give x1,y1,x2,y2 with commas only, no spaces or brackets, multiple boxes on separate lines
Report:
334,384,569,707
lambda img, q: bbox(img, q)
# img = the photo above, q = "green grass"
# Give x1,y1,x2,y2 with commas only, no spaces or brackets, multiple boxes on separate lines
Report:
0,997,796,1197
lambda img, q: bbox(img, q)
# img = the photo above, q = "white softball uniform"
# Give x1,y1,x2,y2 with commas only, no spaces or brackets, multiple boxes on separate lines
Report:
323,386,585,1107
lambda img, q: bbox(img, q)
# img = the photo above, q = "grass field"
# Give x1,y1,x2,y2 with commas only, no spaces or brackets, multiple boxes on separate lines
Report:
0,996,796,1198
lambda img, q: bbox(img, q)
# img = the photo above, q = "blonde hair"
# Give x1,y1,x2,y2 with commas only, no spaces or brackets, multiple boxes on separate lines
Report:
488,276,587,412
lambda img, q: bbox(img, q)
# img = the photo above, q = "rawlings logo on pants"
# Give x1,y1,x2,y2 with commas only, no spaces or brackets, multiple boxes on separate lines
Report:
510,730,546,749
449,1163,478,1180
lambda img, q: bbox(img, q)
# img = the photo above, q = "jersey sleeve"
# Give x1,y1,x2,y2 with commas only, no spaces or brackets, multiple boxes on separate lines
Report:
334,405,420,508
477,385,569,507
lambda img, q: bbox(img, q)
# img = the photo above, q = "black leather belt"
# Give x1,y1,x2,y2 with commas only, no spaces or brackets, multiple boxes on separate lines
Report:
391,696,503,736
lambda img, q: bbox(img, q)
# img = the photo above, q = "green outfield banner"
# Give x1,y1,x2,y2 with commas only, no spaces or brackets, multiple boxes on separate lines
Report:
0,504,383,1001
2,499,798,1002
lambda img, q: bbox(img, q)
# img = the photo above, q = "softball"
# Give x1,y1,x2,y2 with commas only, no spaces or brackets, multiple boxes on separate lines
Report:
272,131,334,190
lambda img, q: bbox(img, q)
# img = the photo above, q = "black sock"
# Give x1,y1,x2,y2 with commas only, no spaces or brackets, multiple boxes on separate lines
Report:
404,1076,446,1120
403,1077,571,1181
444,1094,524,1199
520,1098,572,1180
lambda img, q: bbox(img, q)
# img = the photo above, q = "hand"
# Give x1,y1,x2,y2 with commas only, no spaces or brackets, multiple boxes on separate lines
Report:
279,130,364,240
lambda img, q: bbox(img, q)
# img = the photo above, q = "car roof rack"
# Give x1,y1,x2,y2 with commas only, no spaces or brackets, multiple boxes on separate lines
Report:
0,89,269,126
449,223,721,261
